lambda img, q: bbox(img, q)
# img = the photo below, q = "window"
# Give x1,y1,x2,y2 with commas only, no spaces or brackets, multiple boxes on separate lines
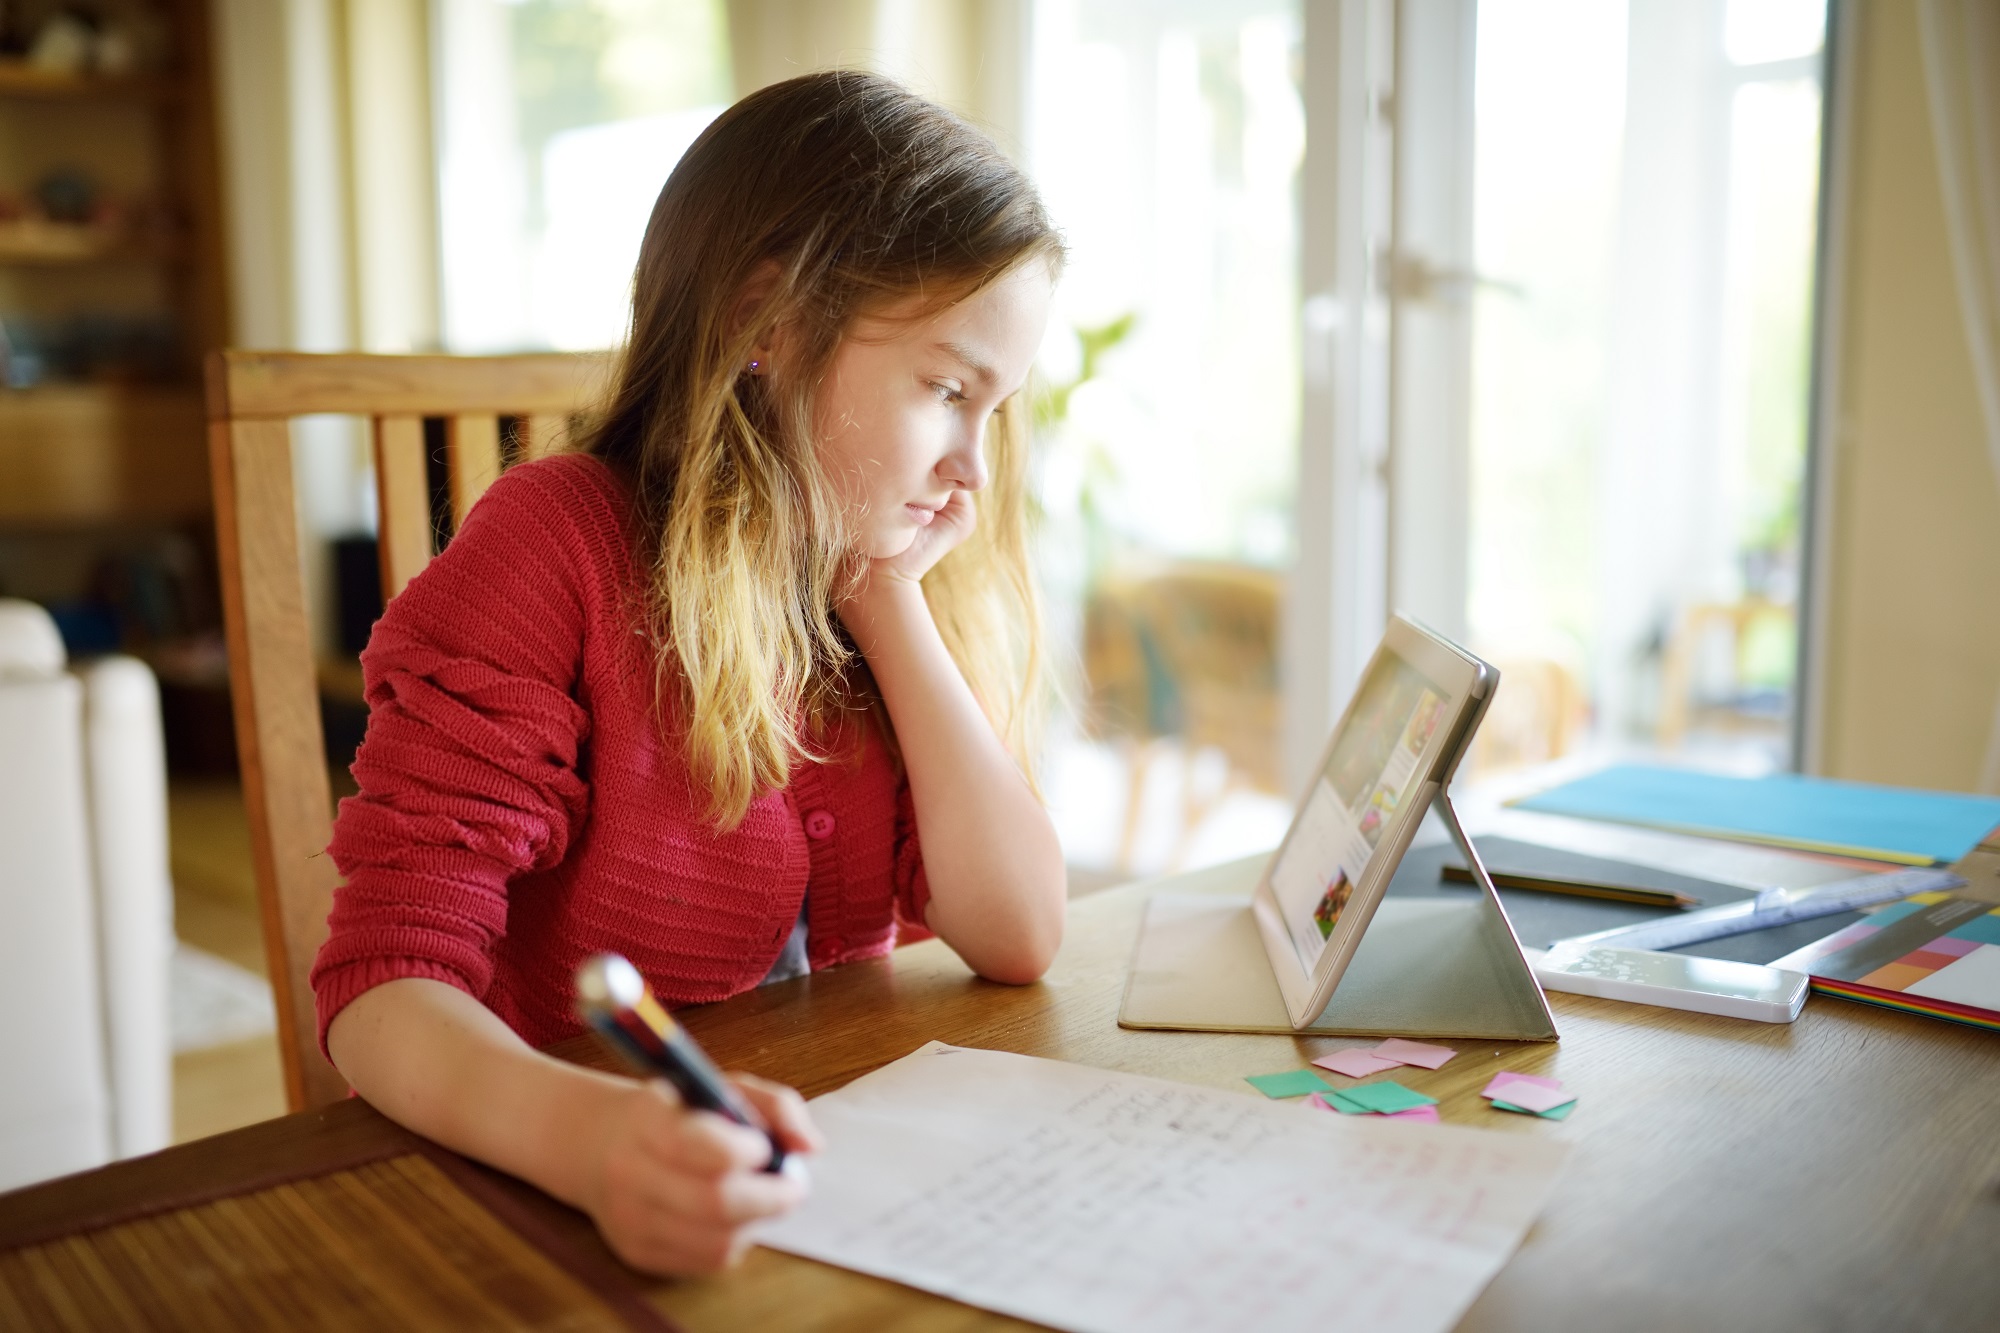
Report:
1463,0,1827,772
433,0,731,353
1028,0,1305,876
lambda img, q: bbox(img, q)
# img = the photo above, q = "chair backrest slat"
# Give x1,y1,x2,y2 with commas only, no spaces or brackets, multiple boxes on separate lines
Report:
372,414,433,603
209,413,348,1111
520,413,569,463
446,414,503,529
205,350,610,1112
217,351,606,418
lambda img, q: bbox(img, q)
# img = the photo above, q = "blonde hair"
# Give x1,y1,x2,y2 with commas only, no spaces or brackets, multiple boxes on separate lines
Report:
582,70,1062,829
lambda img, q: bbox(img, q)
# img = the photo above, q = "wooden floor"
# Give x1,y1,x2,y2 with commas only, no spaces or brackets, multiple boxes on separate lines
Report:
167,779,287,1144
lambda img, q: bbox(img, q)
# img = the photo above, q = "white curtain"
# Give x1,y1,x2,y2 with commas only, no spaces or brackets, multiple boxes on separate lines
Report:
210,0,384,659
727,0,1028,148
1917,0,2000,790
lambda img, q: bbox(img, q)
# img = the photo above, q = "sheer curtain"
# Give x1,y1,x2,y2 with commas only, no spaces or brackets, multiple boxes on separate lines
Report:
1917,0,2000,789
432,1,1024,356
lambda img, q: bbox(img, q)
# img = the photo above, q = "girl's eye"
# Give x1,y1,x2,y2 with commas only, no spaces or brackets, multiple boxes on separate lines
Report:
931,381,966,406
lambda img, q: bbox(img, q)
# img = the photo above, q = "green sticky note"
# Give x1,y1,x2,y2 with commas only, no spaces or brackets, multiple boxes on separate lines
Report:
1245,1069,1333,1099
1493,1097,1576,1121
1337,1081,1438,1114
1327,1091,1375,1115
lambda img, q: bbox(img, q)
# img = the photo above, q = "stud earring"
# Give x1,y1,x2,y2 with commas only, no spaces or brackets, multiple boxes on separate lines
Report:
747,358,762,373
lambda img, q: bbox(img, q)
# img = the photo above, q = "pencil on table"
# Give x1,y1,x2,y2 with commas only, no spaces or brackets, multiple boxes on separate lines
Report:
1439,863,1698,908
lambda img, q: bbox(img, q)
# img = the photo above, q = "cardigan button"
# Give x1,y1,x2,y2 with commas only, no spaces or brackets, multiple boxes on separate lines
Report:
804,809,836,840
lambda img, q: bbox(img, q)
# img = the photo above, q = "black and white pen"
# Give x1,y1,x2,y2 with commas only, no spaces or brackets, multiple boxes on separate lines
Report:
574,952,792,1175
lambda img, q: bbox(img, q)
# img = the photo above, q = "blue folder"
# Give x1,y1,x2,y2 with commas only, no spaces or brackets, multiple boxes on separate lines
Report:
1511,765,2000,866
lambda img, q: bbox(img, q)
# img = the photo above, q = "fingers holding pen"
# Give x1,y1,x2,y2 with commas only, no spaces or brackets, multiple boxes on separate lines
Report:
589,1078,811,1276
728,1072,825,1155
630,1080,772,1171
661,1113,807,1224
572,958,820,1276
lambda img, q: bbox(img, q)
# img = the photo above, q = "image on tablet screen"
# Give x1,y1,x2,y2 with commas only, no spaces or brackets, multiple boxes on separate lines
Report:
1270,654,1445,969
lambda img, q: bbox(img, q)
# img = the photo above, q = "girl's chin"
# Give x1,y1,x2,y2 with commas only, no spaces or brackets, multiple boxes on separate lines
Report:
863,527,922,561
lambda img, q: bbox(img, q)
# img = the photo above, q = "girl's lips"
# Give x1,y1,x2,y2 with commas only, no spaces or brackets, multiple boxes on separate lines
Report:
906,503,937,526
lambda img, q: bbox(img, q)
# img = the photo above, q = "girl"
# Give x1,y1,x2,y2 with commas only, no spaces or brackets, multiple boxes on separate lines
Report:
313,71,1067,1276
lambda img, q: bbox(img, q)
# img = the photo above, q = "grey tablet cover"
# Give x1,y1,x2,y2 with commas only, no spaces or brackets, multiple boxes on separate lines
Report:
1118,855,1559,1041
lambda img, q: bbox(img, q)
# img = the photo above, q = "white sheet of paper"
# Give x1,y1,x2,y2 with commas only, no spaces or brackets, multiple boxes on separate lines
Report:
759,1042,1569,1333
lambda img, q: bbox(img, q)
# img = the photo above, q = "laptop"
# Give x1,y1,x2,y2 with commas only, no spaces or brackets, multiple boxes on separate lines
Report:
1118,615,1559,1041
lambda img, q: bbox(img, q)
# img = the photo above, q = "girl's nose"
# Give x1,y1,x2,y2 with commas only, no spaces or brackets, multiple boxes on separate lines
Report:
940,426,990,493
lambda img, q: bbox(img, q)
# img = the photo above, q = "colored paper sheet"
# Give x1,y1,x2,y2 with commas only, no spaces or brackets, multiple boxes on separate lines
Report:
1312,1092,1442,1122
1372,1038,1457,1070
1314,1047,1402,1078
1512,764,2000,866
1338,1081,1438,1114
1483,1080,1574,1114
1481,1071,1560,1098
1382,1105,1440,1123
1494,1098,1576,1121
1320,1092,1372,1114
1770,894,2000,1032
1245,1069,1334,1099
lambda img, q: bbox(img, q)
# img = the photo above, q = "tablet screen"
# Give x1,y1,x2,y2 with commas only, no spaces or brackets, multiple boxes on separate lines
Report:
1270,650,1449,971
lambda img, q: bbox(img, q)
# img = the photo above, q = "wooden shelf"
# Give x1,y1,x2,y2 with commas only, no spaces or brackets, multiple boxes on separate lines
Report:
317,657,368,706
0,384,210,525
0,3,225,533
0,220,180,265
0,61,176,102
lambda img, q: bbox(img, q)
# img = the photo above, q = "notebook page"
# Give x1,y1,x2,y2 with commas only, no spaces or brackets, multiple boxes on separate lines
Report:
759,1043,1567,1333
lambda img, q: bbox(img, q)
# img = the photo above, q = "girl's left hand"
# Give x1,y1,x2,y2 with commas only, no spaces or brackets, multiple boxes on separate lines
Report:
868,488,977,588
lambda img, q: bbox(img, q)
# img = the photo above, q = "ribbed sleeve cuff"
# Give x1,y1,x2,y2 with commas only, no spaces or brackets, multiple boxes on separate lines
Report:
313,954,482,1061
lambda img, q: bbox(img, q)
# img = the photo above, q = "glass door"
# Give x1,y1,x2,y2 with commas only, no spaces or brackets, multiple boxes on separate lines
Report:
1027,0,1307,879
1392,0,1831,781
432,0,733,354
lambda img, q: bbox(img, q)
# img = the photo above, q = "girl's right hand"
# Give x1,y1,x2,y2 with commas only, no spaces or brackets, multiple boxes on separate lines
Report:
583,1072,821,1275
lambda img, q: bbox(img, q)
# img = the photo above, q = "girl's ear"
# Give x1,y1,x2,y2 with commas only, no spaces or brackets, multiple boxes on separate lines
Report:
729,260,788,372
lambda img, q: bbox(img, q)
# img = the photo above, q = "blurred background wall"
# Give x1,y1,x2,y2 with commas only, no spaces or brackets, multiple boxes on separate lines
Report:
1813,0,2000,793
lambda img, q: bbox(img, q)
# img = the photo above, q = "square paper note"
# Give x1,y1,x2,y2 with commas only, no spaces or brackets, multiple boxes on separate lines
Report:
1481,1071,1561,1098
1485,1080,1575,1115
1382,1104,1441,1123
1337,1081,1438,1115
1371,1038,1458,1070
1245,1069,1334,1099
1313,1048,1402,1079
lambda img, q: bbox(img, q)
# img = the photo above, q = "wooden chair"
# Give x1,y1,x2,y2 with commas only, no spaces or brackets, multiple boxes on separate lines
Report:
205,350,611,1111
1656,599,1796,748
1082,562,1284,873
1469,655,1586,778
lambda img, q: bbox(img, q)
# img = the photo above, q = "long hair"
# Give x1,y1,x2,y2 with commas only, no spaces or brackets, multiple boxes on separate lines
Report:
581,70,1063,829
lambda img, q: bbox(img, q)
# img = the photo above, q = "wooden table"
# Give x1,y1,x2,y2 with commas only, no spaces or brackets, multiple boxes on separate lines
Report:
5,864,2000,1331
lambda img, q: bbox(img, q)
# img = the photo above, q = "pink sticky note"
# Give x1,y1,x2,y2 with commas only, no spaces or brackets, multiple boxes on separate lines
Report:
1305,1093,1344,1114
1486,1080,1576,1114
1313,1048,1402,1078
1481,1071,1561,1099
1371,1038,1457,1070
1382,1104,1440,1123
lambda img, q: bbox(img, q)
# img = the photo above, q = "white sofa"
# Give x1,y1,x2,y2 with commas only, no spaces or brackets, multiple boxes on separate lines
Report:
0,599,173,1192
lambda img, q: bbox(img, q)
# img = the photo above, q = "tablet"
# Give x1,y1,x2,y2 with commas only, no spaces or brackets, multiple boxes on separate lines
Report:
1248,616,1499,1028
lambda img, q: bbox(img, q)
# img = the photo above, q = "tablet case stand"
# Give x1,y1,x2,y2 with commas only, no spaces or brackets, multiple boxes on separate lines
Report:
1119,789,1560,1042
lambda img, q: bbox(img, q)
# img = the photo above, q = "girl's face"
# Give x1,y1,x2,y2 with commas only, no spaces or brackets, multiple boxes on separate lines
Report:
811,262,1053,559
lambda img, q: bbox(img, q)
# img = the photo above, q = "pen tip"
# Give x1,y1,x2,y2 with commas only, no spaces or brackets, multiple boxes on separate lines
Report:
576,953,646,1008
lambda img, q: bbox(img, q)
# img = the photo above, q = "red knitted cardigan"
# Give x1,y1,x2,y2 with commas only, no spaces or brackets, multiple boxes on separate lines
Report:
311,453,931,1054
